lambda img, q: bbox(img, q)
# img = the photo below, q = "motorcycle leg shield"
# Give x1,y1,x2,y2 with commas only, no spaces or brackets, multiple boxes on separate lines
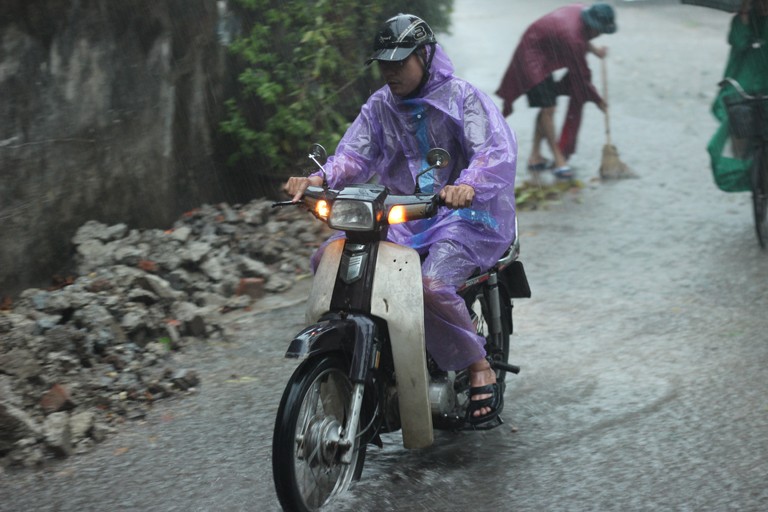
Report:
306,238,345,324
370,242,433,449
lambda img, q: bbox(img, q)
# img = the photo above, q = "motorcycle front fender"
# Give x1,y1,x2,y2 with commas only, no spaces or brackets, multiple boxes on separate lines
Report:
286,315,379,382
370,242,433,449
285,318,356,360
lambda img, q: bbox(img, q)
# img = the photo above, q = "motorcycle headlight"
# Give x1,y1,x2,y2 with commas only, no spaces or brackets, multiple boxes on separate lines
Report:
328,200,375,231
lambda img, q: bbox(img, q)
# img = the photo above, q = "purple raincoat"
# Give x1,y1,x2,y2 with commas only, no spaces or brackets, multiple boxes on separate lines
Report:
312,44,518,371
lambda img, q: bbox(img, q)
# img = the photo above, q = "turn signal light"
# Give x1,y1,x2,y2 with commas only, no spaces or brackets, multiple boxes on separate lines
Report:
387,205,407,224
315,200,330,220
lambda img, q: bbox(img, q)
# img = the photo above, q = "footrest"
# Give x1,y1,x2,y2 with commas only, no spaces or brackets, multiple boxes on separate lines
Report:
491,361,520,374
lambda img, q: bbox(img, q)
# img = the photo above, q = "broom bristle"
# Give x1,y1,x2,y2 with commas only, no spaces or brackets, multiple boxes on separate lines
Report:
600,144,636,179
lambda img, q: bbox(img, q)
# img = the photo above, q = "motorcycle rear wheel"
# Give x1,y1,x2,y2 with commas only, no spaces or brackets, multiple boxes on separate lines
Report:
272,354,366,512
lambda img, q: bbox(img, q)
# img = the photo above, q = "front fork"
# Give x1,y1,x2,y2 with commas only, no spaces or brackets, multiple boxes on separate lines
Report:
339,383,365,464
337,315,379,464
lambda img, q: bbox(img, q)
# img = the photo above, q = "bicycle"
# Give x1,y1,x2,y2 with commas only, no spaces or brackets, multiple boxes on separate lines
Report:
721,77,768,248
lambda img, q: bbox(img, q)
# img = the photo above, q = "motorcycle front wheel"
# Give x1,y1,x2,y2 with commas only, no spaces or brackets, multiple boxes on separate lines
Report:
272,354,366,512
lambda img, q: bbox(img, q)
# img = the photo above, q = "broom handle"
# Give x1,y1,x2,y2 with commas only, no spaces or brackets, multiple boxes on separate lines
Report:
601,58,612,146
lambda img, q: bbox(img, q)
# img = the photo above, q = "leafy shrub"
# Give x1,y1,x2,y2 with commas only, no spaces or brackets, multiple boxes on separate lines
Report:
221,0,453,176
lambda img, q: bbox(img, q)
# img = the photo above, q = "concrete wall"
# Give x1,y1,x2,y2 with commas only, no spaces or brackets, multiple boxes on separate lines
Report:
0,0,245,297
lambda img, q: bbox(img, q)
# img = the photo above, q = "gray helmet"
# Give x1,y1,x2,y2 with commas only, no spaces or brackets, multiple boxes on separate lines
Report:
366,14,436,65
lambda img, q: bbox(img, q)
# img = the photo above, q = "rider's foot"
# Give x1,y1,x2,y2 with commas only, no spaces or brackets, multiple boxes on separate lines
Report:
468,360,497,418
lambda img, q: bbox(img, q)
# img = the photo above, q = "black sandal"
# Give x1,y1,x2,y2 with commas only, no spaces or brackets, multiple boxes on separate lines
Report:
466,381,504,426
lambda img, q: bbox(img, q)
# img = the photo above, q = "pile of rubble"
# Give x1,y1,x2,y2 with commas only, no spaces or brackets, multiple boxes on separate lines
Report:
0,199,329,468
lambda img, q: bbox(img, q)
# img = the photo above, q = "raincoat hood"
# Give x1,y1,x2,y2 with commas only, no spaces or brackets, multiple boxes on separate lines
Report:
404,43,454,100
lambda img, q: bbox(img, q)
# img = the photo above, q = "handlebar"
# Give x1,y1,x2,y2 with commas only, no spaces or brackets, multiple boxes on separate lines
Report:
272,186,444,209
272,200,300,208
719,77,768,101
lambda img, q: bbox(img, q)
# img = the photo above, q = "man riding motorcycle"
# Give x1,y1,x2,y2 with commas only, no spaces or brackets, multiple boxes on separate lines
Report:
284,13,518,425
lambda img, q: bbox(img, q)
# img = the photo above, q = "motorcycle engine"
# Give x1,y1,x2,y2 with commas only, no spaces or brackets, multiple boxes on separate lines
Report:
428,376,456,415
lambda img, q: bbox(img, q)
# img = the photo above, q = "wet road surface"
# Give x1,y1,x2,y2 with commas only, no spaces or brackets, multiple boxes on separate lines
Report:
2,1,768,511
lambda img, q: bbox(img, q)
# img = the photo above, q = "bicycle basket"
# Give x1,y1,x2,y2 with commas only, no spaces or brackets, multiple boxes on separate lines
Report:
724,94,758,140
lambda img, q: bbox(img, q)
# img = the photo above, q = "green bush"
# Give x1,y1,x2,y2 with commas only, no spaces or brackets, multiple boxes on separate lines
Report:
221,0,453,176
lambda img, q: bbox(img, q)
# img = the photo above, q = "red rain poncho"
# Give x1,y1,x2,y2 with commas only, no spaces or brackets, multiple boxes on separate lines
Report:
495,3,603,158
311,44,518,371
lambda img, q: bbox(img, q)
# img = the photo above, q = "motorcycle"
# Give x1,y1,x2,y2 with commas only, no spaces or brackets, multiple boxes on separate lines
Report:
271,144,531,511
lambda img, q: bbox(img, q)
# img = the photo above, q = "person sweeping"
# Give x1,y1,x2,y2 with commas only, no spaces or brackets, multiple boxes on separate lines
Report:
496,3,617,180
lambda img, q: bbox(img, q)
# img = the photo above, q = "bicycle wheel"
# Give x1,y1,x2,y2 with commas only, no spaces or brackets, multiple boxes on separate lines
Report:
751,147,768,249
272,354,366,512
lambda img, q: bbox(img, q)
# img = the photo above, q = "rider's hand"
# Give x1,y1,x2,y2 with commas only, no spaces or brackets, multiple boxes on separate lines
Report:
284,175,324,202
440,184,475,209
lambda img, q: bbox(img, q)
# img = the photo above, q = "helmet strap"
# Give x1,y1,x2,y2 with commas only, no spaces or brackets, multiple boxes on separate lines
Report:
404,43,436,100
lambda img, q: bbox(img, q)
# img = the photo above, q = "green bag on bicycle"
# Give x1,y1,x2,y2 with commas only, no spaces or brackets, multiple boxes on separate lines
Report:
708,119,752,192
707,9,768,193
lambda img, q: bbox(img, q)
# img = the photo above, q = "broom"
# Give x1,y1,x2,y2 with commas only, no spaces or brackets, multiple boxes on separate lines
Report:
599,58,635,179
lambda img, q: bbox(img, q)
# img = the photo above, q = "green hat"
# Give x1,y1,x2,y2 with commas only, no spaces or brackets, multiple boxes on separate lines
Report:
581,3,617,34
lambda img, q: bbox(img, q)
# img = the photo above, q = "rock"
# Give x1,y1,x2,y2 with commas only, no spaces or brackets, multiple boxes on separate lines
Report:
72,220,127,245
235,277,265,299
192,291,228,308
170,369,199,391
40,384,76,414
171,302,208,337
90,422,117,443
6,439,45,469
222,294,252,312
265,273,293,293
200,255,224,281
137,274,184,300
127,288,159,305
69,411,95,442
184,241,212,263
238,256,270,277
170,226,192,242
44,325,86,353
114,245,146,266
120,306,149,332
43,412,72,457
0,402,42,455
0,314,14,333
34,314,63,334
0,348,42,380
76,239,112,273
